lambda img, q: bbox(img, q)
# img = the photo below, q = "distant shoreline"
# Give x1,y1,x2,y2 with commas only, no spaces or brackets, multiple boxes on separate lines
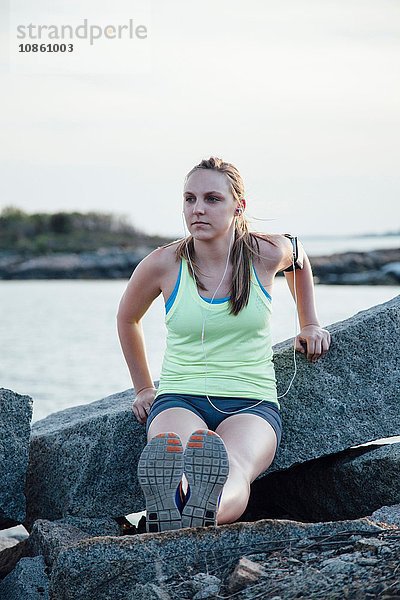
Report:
0,246,399,285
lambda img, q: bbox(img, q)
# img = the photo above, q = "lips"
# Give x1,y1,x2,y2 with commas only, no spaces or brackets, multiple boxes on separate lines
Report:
192,221,209,225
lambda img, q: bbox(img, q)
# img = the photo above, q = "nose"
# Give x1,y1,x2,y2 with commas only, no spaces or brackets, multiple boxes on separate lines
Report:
192,200,205,215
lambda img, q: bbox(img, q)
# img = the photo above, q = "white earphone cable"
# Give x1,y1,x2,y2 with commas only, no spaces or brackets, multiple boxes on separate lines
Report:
181,211,298,414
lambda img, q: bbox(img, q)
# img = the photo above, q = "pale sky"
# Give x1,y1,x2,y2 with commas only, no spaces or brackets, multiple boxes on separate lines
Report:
1,0,399,238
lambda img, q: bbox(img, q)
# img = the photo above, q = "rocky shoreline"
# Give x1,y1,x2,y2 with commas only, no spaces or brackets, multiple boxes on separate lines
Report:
0,246,399,284
0,296,399,599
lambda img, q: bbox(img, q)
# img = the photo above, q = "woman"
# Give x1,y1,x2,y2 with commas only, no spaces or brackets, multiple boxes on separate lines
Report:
117,157,331,533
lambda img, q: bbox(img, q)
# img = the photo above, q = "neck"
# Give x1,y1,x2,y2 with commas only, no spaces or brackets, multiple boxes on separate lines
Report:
192,228,235,270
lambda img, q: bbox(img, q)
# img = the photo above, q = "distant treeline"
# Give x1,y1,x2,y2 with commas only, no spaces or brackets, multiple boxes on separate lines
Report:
0,207,170,254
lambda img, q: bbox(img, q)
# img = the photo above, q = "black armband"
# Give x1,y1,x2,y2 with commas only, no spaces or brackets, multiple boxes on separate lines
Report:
282,233,304,272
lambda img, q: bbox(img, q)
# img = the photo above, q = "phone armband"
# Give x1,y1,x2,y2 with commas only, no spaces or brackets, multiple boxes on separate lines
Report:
282,233,304,272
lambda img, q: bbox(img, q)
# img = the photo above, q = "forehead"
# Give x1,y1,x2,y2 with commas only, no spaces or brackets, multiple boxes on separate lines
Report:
184,169,231,194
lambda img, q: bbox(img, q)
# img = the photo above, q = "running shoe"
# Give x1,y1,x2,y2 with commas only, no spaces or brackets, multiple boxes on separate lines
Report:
181,429,229,528
137,432,184,533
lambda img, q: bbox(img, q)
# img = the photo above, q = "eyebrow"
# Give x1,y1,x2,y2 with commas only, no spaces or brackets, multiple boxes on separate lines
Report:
183,190,225,197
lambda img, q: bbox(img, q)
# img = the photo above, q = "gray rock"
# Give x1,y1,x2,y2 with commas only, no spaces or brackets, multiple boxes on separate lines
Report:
27,520,89,567
0,539,29,580
129,583,171,599
370,503,400,527
0,388,33,529
25,390,146,529
310,247,400,285
49,517,383,600
56,516,121,537
0,555,49,599
25,297,400,525
191,573,221,599
0,519,108,582
248,443,400,522
272,296,400,471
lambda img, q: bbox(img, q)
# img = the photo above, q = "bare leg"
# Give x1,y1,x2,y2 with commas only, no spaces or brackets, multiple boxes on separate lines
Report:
215,414,278,524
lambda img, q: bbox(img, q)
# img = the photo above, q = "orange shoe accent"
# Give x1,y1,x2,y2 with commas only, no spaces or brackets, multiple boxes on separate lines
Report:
187,442,203,448
166,446,182,452
167,439,181,445
207,431,217,436
168,432,178,437
156,433,166,438
190,435,203,441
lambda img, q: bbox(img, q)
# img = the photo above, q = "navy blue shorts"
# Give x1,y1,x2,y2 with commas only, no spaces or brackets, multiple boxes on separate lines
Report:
146,393,282,448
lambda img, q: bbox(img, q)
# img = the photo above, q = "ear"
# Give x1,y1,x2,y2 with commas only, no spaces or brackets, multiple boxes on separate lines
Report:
241,198,247,212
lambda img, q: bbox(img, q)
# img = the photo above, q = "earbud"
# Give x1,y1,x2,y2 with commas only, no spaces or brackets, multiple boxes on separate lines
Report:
235,208,243,215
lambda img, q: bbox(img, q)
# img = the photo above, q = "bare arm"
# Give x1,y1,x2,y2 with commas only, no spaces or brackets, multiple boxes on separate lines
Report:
283,251,320,329
116,319,154,395
277,237,331,362
116,248,164,422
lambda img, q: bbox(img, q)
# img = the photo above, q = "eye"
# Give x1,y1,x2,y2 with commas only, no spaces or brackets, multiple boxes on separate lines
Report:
185,197,195,203
206,196,220,203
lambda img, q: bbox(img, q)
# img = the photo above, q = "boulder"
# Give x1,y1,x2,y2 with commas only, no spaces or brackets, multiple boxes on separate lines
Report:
370,503,400,527
25,296,400,524
246,442,400,522
273,296,399,470
0,389,33,528
0,518,119,582
0,555,49,599
48,517,384,600
25,390,145,529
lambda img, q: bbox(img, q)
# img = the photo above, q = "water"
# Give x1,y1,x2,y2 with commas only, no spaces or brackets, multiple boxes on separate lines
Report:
298,234,400,255
0,278,398,423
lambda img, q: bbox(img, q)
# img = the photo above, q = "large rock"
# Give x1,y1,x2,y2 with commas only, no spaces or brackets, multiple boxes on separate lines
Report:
273,295,399,470
48,517,384,600
25,390,145,529
0,555,49,599
246,442,400,522
25,297,400,525
0,389,33,528
370,503,400,527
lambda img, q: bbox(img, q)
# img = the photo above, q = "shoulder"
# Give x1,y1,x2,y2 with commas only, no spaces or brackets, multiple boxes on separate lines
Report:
151,240,181,273
251,233,294,272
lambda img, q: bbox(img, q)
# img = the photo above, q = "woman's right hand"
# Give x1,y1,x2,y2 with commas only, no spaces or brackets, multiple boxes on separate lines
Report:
132,387,157,424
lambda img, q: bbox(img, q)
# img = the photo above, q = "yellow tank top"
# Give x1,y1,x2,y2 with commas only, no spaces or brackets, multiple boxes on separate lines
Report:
155,257,279,408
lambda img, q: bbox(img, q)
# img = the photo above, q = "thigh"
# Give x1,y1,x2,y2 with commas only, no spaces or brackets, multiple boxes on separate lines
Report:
215,413,278,483
147,408,207,448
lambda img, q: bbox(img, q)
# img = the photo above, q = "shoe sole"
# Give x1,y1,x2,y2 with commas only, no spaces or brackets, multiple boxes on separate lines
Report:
137,432,184,533
181,429,229,528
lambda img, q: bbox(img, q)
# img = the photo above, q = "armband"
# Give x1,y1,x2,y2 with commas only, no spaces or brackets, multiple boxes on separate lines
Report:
282,233,304,272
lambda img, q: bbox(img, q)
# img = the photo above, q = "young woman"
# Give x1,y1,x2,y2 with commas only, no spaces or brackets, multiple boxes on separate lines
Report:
117,157,331,533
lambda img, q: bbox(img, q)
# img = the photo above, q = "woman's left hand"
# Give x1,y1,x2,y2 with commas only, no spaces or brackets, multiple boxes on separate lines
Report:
295,325,331,363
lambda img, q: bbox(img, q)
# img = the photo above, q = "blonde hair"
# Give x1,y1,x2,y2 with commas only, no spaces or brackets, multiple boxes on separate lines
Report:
166,157,277,315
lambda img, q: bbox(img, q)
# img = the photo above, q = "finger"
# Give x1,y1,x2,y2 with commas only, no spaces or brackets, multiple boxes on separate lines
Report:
133,403,146,424
132,405,142,424
295,337,306,353
312,340,322,362
306,340,316,361
320,337,330,357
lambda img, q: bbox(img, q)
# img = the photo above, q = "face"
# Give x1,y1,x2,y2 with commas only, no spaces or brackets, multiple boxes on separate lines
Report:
183,169,238,241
